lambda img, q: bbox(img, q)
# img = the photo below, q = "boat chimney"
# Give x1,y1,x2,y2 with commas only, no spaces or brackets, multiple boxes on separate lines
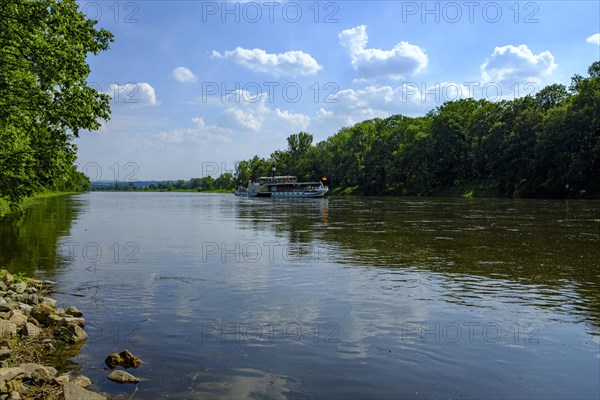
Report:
271,165,276,177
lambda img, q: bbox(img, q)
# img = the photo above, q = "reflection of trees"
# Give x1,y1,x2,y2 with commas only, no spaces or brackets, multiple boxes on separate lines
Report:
236,196,600,329
235,198,329,247
0,195,83,275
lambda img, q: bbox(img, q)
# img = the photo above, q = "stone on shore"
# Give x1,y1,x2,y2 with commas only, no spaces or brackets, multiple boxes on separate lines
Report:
63,382,108,400
1,273,14,285
22,323,40,338
0,349,11,361
7,312,27,328
8,283,26,295
67,306,83,318
105,350,142,369
18,363,57,381
71,374,92,388
0,367,24,393
29,304,54,326
0,269,111,399
0,321,17,348
64,324,88,343
107,370,140,384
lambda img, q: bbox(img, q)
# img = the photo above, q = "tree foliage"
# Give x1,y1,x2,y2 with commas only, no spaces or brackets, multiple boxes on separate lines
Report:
0,0,113,207
236,63,600,198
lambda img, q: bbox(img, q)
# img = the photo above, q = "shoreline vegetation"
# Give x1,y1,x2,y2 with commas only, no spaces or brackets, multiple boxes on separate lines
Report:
0,191,85,217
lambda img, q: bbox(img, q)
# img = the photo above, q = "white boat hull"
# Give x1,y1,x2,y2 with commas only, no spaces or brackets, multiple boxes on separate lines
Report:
235,188,328,198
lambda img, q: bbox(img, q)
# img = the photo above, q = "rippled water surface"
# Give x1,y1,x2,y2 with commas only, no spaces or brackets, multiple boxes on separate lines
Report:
1,193,599,399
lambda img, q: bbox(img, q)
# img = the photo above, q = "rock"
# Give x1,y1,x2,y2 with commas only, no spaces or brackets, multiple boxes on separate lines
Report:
58,316,85,328
1,273,14,285
30,303,54,325
23,322,40,337
24,287,37,294
8,311,27,328
54,374,70,385
107,370,140,384
0,304,13,313
12,294,38,305
0,282,6,292
105,350,142,369
67,305,83,318
0,367,24,393
71,374,92,388
63,382,108,400
8,392,21,399
18,363,57,380
39,297,57,307
8,283,26,294
0,348,11,360
17,304,32,313
64,324,88,343
0,312,11,320
45,314,62,327
0,320,17,347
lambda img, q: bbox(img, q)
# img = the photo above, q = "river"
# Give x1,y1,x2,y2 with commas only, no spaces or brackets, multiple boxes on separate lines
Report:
1,192,598,399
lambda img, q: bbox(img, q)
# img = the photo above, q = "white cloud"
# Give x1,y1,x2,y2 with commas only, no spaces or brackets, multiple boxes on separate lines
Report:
107,82,158,106
215,89,311,133
338,25,428,80
316,82,480,126
171,66,197,83
480,44,557,85
155,116,231,144
219,90,269,132
211,47,322,77
586,33,600,45
221,107,265,132
274,108,310,130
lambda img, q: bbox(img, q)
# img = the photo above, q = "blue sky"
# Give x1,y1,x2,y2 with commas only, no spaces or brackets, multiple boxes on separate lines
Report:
75,0,600,181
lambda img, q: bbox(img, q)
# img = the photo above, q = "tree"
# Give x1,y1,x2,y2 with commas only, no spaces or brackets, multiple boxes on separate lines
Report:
0,0,114,207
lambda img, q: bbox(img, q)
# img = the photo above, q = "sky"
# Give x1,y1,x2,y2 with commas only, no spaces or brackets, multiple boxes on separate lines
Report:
74,0,600,181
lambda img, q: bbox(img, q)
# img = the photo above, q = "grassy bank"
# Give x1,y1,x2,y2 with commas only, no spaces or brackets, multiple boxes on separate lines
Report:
0,191,82,216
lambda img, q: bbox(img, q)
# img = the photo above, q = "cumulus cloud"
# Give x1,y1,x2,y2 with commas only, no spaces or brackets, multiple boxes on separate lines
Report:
211,47,322,77
155,117,231,144
480,44,557,85
219,91,269,132
274,108,310,130
586,33,600,45
316,82,479,125
171,66,197,83
338,25,428,80
217,90,311,132
107,82,158,106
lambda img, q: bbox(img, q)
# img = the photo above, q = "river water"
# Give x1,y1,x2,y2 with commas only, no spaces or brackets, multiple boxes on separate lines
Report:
1,192,599,399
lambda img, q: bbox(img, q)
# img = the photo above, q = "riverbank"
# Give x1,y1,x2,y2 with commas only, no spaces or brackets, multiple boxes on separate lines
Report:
0,269,109,399
328,181,498,198
0,191,82,217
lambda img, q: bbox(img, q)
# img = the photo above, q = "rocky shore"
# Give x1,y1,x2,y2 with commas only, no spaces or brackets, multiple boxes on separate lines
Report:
0,270,115,399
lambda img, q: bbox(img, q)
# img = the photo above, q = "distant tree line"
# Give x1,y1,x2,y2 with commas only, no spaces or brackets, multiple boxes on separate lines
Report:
235,63,600,198
92,173,236,192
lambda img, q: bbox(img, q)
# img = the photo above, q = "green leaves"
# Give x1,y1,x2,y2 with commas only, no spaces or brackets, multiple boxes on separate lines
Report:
0,0,113,206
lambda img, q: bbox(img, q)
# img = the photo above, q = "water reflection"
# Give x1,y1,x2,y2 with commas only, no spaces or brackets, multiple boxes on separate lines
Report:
234,197,600,330
2,193,598,399
0,194,85,275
